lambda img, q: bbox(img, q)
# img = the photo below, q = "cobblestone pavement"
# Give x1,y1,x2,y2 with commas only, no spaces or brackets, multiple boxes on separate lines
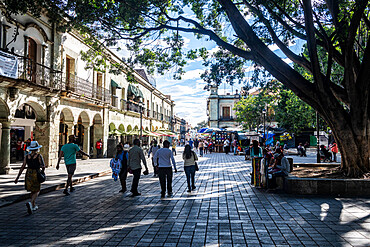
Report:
0,152,369,247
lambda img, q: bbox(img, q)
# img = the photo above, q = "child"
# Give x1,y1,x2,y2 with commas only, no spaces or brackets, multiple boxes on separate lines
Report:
110,157,122,181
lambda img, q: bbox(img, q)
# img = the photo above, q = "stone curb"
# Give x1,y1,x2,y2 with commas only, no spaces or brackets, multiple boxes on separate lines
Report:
284,176,370,197
0,170,111,208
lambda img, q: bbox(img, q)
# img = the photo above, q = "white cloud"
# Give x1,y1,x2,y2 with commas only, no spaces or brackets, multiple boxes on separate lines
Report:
181,69,205,80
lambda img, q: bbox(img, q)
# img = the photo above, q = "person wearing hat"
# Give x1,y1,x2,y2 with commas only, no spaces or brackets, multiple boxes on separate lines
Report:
57,135,90,195
14,140,45,215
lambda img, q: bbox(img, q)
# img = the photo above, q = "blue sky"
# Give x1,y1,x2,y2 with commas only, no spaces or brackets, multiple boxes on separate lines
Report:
154,34,243,127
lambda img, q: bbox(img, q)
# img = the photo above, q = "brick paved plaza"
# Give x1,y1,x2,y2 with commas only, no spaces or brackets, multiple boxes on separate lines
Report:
0,152,369,246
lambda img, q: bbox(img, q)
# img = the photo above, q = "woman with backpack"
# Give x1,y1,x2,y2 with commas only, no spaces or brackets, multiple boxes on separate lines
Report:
115,144,129,193
14,141,45,215
183,144,198,192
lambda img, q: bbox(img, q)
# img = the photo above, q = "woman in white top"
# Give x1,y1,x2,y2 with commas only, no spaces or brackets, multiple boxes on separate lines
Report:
183,144,198,192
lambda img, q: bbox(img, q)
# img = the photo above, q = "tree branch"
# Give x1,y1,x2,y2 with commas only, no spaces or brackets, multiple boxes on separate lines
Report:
242,0,312,72
302,0,325,90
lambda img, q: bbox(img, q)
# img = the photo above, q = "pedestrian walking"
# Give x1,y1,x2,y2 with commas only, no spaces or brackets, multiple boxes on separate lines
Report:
115,144,129,192
14,141,45,215
16,137,24,161
57,135,90,196
198,140,204,157
223,139,230,154
188,139,194,149
148,139,160,177
232,139,238,155
96,139,103,158
127,139,149,197
153,140,177,198
204,139,208,154
183,144,198,192
194,139,199,152
172,139,177,156
331,142,338,162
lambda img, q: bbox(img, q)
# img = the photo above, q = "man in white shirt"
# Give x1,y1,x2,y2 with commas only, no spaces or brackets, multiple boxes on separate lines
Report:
153,140,177,198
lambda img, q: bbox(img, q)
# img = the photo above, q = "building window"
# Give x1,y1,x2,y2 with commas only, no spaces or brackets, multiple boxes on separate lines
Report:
222,107,230,119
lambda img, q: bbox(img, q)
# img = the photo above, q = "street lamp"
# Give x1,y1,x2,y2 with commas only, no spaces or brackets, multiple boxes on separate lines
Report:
262,108,266,145
139,101,144,142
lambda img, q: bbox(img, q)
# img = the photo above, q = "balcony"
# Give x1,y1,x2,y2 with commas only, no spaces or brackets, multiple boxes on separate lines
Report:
219,116,234,121
126,101,144,114
0,49,62,91
61,73,110,103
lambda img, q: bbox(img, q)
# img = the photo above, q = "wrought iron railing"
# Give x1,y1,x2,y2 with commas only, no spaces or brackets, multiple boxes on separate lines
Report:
127,101,141,113
0,49,62,90
61,73,110,103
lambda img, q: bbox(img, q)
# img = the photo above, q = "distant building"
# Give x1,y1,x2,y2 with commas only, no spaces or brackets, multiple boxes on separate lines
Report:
207,85,240,129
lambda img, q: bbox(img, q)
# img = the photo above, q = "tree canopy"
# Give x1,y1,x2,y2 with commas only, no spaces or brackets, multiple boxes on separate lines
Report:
2,0,369,177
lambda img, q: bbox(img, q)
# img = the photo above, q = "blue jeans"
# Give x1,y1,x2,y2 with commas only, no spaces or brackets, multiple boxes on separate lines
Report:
199,147,203,156
184,165,196,190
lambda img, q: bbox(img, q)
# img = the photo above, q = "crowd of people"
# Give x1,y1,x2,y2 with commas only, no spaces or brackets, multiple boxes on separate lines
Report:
14,133,340,215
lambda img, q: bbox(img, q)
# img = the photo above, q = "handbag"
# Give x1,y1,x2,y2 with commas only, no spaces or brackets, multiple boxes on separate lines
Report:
37,169,46,183
193,152,199,171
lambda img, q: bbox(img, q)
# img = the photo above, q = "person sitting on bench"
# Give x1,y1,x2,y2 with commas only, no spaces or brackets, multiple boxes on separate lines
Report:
268,151,290,189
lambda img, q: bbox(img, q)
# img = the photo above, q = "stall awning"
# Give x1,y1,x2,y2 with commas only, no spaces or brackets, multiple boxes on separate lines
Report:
128,84,143,99
111,79,122,89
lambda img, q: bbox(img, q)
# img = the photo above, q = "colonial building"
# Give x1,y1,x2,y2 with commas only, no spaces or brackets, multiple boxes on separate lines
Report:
207,85,240,129
0,12,174,174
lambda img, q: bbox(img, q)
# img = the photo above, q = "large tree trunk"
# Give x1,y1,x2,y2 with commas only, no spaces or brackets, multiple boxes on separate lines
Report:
330,121,370,177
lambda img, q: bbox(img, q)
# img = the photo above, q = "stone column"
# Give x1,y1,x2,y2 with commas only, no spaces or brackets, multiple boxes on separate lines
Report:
82,125,90,159
0,122,11,174
34,121,53,167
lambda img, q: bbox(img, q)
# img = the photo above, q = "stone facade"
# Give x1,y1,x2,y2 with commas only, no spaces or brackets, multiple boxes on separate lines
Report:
207,85,240,129
0,12,174,173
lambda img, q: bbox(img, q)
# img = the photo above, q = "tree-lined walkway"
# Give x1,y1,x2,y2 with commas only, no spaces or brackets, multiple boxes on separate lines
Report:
0,152,369,246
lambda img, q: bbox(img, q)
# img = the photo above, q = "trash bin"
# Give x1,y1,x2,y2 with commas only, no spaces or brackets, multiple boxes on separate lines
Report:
287,157,293,172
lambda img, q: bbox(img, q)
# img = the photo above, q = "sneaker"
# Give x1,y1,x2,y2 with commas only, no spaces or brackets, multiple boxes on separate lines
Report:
26,202,32,215
70,187,75,192
192,186,196,190
168,192,173,197
119,189,126,193
63,189,70,196
161,194,165,198
32,205,39,211
187,189,191,192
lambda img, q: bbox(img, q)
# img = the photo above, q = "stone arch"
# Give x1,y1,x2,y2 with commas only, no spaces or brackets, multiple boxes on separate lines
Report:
0,98,10,120
23,101,47,122
109,123,116,131
59,108,75,148
119,124,125,131
127,125,132,132
134,125,139,130
145,127,149,131
60,108,74,123
91,113,103,158
25,22,49,43
75,111,90,155
78,111,90,125
93,114,103,125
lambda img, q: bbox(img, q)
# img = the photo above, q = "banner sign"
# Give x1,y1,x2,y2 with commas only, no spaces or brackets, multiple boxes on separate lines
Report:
0,50,18,79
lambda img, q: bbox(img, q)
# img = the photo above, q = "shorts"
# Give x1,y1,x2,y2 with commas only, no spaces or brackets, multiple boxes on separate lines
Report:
66,164,76,175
